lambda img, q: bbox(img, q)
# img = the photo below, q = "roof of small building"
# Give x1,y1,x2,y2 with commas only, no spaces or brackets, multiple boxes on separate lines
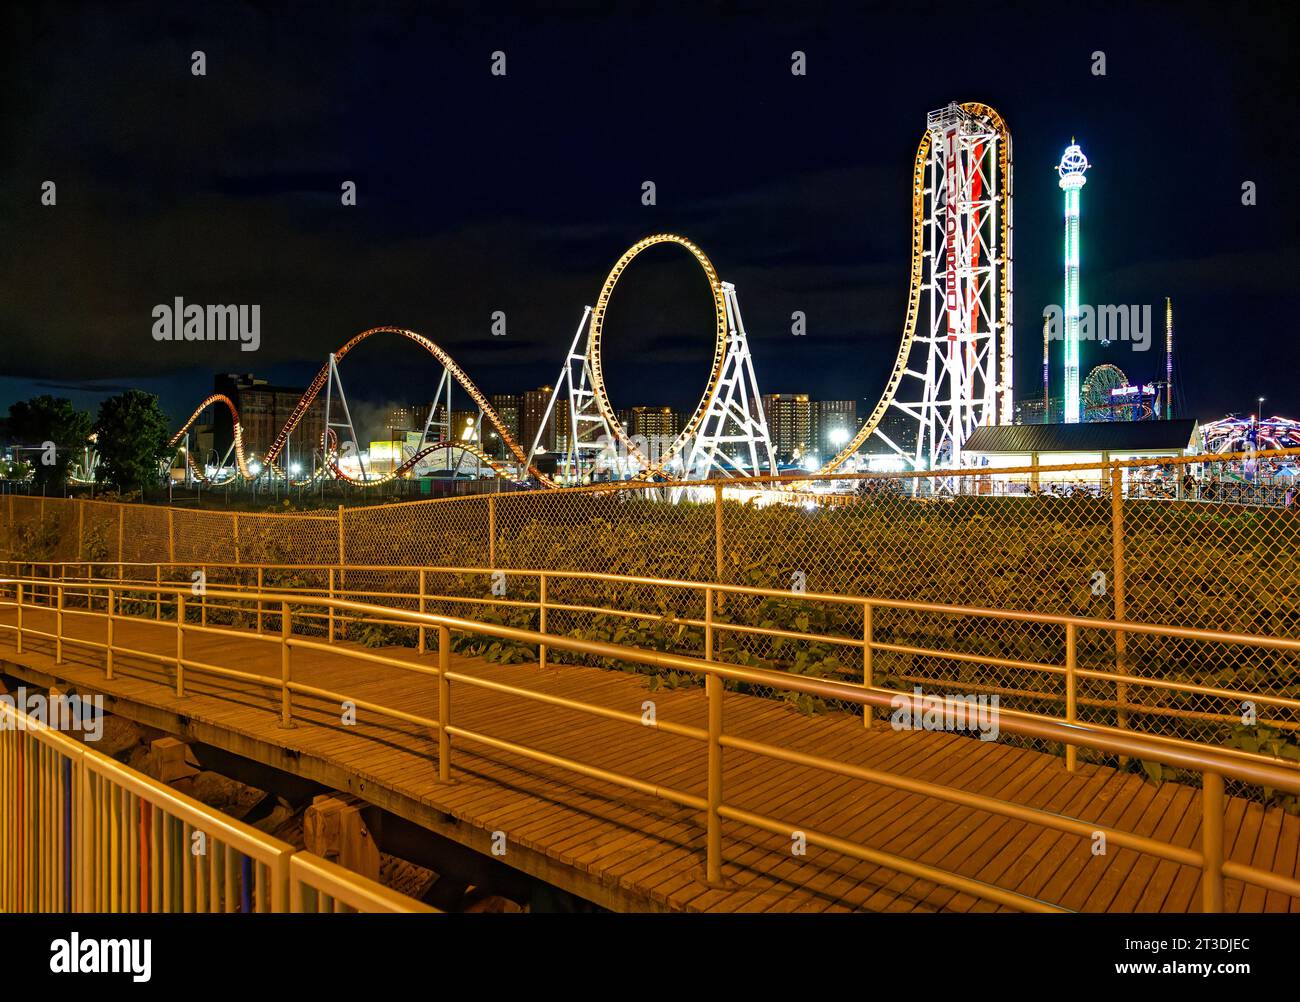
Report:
964,419,1197,454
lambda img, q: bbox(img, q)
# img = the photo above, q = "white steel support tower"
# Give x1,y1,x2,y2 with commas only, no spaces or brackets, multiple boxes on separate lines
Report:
910,103,1006,471
322,352,368,481
413,367,454,474
526,307,629,483
860,102,1012,478
682,282,776,480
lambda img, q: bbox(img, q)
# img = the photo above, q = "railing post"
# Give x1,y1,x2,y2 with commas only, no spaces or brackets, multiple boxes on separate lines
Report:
279,601,293,728
706,670,724,885
201,565,208,628
862,602,874,729
105,587,114,680
1065,622,1078,772
154,566,162,620
1110,465,1129,731
1201,770,1224,913
538,573,548,669
15,581,23,654
438,625,451,783
418,569,427,655
55,573,64,664
257,567,264,634
175,593,186,697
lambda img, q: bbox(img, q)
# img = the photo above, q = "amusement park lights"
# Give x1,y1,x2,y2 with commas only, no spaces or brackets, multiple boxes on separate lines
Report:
1058,140,1090,424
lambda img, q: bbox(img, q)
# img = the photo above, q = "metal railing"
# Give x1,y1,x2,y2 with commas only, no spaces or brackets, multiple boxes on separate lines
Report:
0,697,434,913
3,571,1299,912
6,559,1300,766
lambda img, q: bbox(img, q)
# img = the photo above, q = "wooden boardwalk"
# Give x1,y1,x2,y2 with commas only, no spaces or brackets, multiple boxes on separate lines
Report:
2,604,1298,913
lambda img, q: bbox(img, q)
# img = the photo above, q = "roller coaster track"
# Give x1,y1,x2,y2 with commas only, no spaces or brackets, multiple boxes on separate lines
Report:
164,103,1009,489
167,393,250,486
322,437,522,486
818,101,1013,474
585,233,730,482
262,327,557,487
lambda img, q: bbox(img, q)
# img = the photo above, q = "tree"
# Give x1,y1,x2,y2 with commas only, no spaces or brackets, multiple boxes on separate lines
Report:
92,390,172,493
6,395,92,489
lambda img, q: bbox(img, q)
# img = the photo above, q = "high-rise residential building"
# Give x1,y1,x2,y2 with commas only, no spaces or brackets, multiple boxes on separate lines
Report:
489,393,522,458
811,400,858,459
522,386,556,454
384,403,420,435
760,393,812,462
213,373,323,469
627,406,680,443
553,398,572,454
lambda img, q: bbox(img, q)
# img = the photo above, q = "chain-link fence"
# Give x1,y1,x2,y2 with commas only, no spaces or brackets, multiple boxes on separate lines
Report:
3,448,1298,799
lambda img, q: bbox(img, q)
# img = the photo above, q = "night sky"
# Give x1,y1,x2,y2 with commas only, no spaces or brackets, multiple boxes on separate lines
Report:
1,0,1295,439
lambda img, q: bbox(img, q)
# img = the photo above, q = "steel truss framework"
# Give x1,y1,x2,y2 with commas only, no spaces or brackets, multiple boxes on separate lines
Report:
819,100,1014,476
151,100,1009,493
531,273,775,485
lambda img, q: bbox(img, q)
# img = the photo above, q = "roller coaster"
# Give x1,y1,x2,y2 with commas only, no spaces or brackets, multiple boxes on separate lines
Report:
162,100,1014,492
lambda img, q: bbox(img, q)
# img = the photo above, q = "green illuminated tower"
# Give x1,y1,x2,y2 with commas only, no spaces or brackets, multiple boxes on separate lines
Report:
1058,141,1090,424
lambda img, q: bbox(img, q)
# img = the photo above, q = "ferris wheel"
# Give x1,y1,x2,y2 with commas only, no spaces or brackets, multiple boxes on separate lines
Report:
1082,364,1128,419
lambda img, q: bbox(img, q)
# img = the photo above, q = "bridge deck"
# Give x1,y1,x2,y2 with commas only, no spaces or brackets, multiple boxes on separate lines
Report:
2,605,1298,913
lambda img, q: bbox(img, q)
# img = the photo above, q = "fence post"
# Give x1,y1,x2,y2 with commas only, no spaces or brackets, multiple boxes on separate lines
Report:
117,505,124,572
1109,466,1129,731
488,495,497,568
862,602,874,729
155,566,162,620
106,587,114,680
175,594,186,697
336,506,345,568
713,483,724,585
256,567,264,634
438,625,451,782
279,601,293,728
1065,622,1078,772
1201,770,1224,912
16,582,23,654
706,671,724,885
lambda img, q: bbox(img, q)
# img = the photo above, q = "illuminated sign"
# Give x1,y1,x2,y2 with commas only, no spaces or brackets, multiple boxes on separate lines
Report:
944,127,959,342
1110,383,1157,398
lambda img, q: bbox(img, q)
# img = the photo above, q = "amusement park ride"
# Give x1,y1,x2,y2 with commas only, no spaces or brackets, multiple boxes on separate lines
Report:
164,101,1015,491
